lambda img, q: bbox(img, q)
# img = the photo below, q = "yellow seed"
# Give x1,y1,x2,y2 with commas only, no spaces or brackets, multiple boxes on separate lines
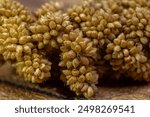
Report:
139,55,147,63
78,75,85,82
129,31,136,38
140,18,147,25
38,42,44,49
31,76,36,83
64,40,71,47
127,41,134,49
62,52,68,59
141,65,146,72
85,42,93,52
19,36,31,44
55,16,63,24
49,21,56,29
16,45,23,55
62,20,70,27
124,56,131,62
66,61,72,69
80,56,89,65
81,83,88,92
72,70,79,76
33,62,40,68
66,25,73,31
79,41,86,49
107,23,114,28
97,24,104,31
130,46,138,55
75,16,81,23
114,21,122,28
32,34,43,42
50,30,58,36
9,28,18,37
75,36,83,43
146,25,150,32
88,48,97,57
34,68,41,76
140,37,148,44
107,43,114,50
40,63,46,70
43,32,51,40
25,60,32,66
0,33,9,38
123,49,129,57
74,45,81,53
23,45,31,54
118,33,125,39
136,43,143,51
57,36,63,44
91,17,99,26
97,32,103,39
63,70,71,76
26,66,34,74
104,28,110,35
50,40,58,48
36,25,49,33
6,44,16,51
114,38,121,45
87,87,94,98
91,31,98,38
138,23,144,30
136,30,143,37
85,72,93,81
120,40,127,48
68,50,76,59
67,76,77,85
24,55,31,60
132,17,139,25
114,45,121,52
72,58,80,68
79,66,86,74
80,13,87,21
39,72,45,80
10,53,16,60
11,38,18,44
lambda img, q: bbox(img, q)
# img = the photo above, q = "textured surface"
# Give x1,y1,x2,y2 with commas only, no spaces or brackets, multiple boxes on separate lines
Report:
0,0,150,100
0,63,150,100
0,83,58,100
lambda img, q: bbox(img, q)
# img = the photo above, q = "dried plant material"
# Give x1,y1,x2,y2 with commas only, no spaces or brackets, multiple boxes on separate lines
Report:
34,1,64,17
1,0,150,98
0,0,51,83
0,0,31,22
29,12,73,51
59,29,99,98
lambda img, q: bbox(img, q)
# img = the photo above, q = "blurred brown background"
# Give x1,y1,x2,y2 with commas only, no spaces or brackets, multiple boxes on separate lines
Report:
0,0,150,100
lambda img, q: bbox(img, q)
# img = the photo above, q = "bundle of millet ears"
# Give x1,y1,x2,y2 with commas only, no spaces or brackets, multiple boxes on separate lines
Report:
1,0,150,98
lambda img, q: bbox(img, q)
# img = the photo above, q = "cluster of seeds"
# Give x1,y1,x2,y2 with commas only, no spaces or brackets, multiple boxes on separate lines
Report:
0,0,31,22
34,1,63,17
59,29,99,98
29,11,73,51
1,0,150,98
100,0,150,81
0,0,51,83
